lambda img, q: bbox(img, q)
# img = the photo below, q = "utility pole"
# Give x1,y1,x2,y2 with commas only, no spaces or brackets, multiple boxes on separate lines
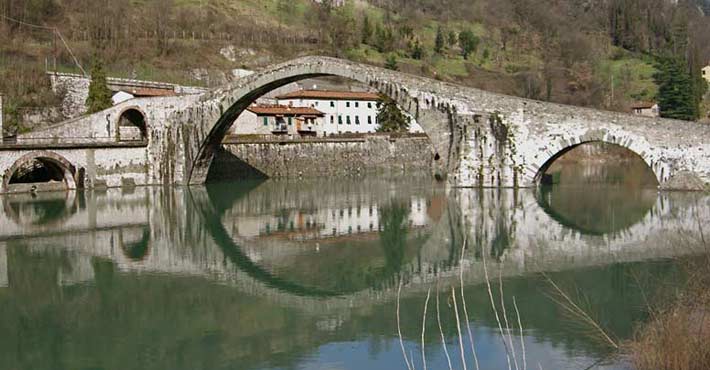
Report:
53,28,58,72
0,93,4,143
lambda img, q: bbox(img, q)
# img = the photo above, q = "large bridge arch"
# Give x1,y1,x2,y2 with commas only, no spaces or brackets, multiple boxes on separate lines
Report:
526,129,665,186
172,57,459,185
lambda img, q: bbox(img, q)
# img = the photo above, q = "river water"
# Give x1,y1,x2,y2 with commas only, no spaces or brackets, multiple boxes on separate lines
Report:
0,166,708,370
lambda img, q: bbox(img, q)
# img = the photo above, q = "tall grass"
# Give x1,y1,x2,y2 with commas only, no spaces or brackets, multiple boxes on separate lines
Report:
624,251,710,370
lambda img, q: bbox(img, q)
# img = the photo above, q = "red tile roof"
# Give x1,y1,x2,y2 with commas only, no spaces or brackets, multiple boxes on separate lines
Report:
630,101,657,109
246,104,325,116
277,90,380,101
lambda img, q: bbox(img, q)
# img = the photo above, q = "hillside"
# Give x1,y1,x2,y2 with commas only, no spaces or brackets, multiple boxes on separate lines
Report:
1,0,709,132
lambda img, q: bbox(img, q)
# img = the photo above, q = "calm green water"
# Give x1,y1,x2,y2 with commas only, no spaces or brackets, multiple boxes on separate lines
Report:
0,172,707,370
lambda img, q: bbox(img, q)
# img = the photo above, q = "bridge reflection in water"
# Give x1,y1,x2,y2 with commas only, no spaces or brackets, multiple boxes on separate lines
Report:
0,176,707,370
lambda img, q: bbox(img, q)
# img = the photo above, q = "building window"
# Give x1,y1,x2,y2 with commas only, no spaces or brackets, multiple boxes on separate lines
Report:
288,117,292,125
355,102,359,108
338,115,343,124
330,116,334,124
355,116,360,125
346,102,350,108
315,102,319,106
330,101,335,107
263,117,268,126
368,102,372,108
367,116,372,124
346,116,351,124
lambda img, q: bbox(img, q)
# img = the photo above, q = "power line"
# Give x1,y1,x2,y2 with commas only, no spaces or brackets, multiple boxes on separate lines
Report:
0,14,55,30
0,14,87,76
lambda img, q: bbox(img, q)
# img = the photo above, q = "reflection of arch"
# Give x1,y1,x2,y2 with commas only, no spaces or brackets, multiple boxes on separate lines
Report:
532,138,662,186
117,107,148,142
535,185,657,236
119,227,151,261
186,57,445,185
190,186,441,298
2,191,78,228
2,151,81,193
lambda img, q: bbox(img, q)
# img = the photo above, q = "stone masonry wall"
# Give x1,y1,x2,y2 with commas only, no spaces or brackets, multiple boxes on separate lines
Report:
208,136,434,181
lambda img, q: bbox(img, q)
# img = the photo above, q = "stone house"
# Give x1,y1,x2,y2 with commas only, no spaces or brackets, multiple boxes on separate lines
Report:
630,102,660,117
230,104,325,137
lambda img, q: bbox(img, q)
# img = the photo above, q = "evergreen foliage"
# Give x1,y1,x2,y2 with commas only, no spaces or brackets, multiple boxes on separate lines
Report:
410,39,423,60
330,4,357,52
384,54,398,70
376,95,410,132
435,26,445,53
86,58,113,114
447,30,457,46
374,24,395,53
361,15,373,44
458,29,479,59
654,57,698,121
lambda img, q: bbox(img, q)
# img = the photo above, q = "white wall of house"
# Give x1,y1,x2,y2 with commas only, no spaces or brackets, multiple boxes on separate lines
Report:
278,97,380,135
266,115,324,136
702,65,710,84
230,111,325,136
632,104,660,118
278,97,424,135
231,110,272,135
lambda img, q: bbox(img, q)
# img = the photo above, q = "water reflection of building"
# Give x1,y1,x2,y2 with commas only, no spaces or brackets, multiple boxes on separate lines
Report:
230,197,431,241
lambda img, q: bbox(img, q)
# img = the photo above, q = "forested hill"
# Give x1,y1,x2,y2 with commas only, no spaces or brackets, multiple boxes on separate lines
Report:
1,0,709,131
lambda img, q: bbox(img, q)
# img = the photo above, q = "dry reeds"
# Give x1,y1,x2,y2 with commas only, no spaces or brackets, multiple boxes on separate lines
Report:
625,250,710,370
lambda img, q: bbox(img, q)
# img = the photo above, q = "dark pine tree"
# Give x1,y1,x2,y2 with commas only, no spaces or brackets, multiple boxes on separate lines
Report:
434,25,445,54
376,94,410,132
85,57,113,114
654,57,698,121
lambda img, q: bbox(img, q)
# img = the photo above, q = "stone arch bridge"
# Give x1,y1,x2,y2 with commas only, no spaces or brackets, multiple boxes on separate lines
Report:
1,56,709,192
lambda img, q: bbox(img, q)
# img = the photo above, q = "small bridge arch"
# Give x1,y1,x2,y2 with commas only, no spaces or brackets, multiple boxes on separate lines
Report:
2,151,82,193
116,106,149,142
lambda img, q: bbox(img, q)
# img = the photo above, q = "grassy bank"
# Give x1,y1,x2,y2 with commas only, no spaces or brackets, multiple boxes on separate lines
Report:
625,250,710,370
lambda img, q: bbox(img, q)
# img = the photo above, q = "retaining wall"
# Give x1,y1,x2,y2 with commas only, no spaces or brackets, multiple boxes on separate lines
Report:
208,136,434,181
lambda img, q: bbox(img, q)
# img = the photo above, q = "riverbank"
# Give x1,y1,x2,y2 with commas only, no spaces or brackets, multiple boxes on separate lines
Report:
624,251,710,370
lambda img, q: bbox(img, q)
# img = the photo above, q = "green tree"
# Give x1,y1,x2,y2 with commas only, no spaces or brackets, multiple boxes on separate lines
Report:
85,58,113,114
374,23,395,53
384,54,398,71
458,29,479,59
361,14,373,45
434,25,445,53
447,30,457,46
654,57,698,121
410,39,423,60
376,94,410,132
330,4,357,52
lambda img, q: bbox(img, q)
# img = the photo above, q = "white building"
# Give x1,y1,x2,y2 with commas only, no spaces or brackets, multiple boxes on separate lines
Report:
277,90,382,136
630,102,660,118
230,104,325,137
702,65,710,84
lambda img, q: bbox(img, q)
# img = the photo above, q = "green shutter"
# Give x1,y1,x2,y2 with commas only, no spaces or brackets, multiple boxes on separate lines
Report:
263,116,268,126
